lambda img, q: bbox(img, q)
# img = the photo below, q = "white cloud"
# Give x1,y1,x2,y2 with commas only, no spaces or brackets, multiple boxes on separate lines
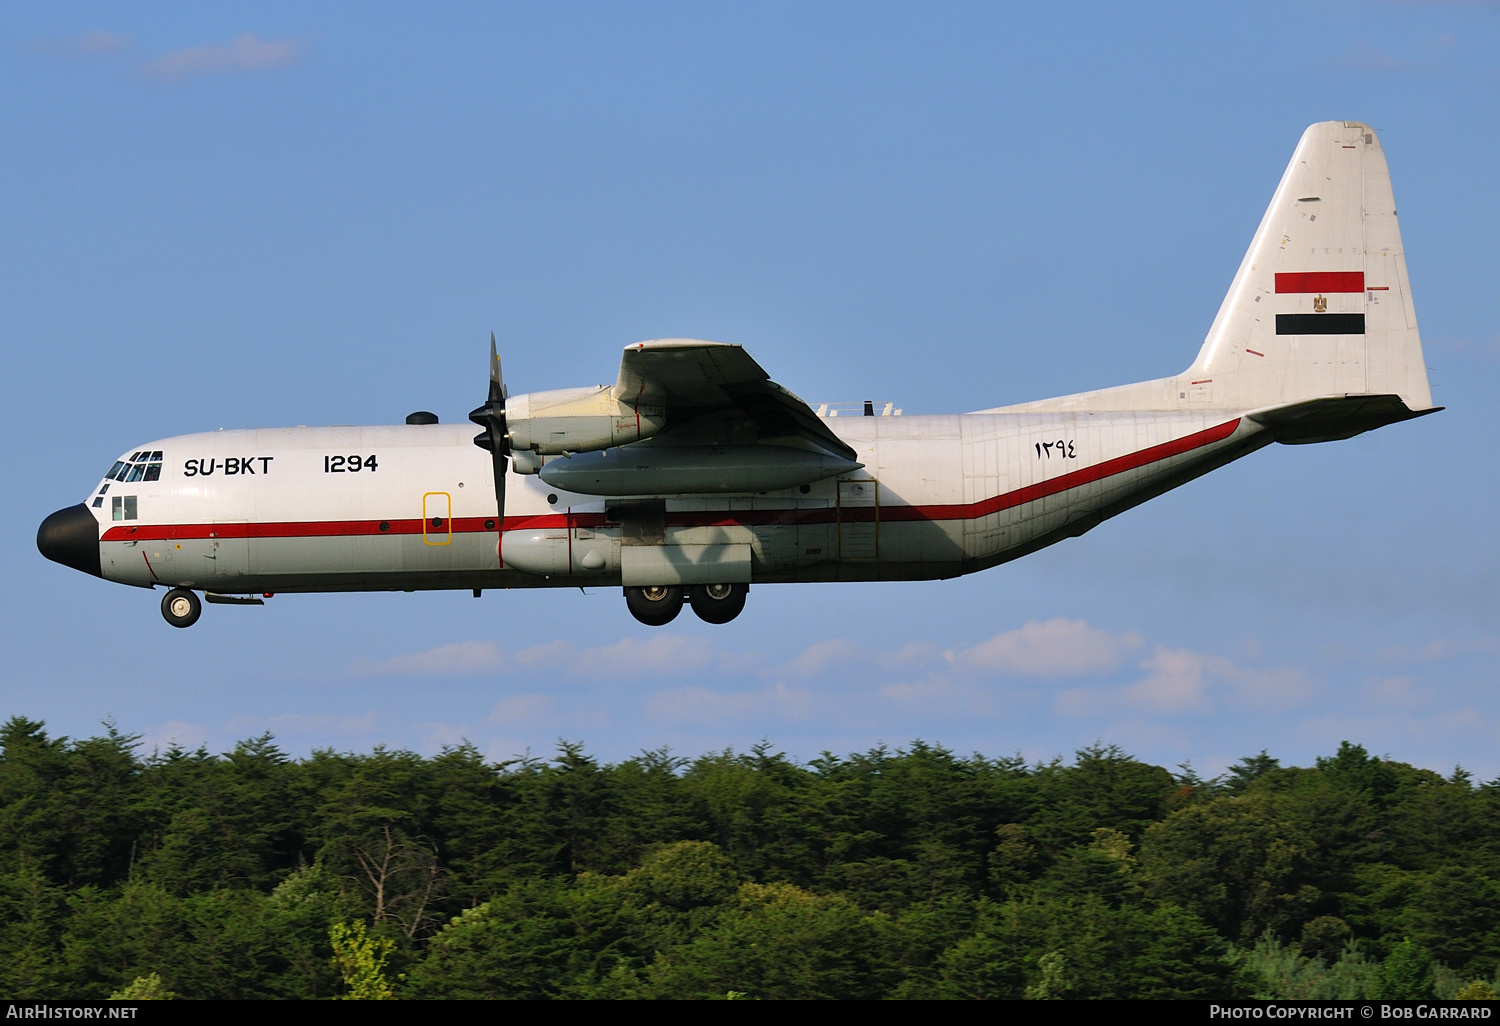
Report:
1376,636,1500,663
1296,708,1500,774
350,632,755,683
487,694,557,727
1366,675,1427,708
482,736,544,766
1122,647,1218,712
948,618,1143,677
137,719,207,754
351,640,505,678
141,34,299,81
880,678,995,715
31,32,133,56
412,721,472,751
1055,645,1312,717
513,634,735,678
644,682,813,725
783,638,862,677
256,711,377,737
781,638,934,679
1427,334,1500,360
1223,664,1310,711
348,621,1310,737
1337,45,1417,74
1056,685,1126,717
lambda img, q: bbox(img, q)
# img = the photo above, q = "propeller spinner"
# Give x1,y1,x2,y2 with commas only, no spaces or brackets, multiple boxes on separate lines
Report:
468,333,509,525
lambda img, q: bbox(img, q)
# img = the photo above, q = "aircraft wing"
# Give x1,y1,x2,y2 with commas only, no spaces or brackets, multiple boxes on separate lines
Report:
613,339,857,461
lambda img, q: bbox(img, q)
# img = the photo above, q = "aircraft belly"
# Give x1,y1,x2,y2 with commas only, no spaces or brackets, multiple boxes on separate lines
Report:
244,532,497,576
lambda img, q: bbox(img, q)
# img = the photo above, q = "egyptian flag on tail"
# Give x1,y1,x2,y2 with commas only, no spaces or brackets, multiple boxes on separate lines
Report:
1275,271,1365,335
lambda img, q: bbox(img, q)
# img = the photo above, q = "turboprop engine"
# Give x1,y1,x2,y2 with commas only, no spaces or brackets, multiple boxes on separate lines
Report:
504,386,666,458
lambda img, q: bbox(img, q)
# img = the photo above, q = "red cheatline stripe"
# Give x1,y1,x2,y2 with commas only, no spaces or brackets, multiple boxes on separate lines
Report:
1275,271,1364,294
102,514,581,543
100,419,1241,542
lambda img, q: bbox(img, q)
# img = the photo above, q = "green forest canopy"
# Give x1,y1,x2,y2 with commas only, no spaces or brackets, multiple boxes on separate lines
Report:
1,716,1497,1000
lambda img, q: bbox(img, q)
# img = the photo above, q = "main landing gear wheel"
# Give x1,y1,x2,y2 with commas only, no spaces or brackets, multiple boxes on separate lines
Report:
689,583,748,624
625,585,684,627
161,588,202,629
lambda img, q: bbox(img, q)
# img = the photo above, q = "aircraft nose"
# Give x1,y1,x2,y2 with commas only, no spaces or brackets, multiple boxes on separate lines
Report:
37,504,103,578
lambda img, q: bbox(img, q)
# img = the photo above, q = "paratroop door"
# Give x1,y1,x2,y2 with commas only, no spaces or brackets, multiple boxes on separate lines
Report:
837,479,878,560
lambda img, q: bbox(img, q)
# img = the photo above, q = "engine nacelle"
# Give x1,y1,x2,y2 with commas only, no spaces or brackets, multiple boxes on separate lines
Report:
505,386,665,455
538,444,861,496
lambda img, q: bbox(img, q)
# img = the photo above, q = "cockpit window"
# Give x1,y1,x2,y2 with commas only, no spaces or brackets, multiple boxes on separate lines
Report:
107,452,163,484
111,495,138,521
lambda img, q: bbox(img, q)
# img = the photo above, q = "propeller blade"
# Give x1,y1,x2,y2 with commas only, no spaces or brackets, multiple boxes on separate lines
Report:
488,331,506,404
489,447,507,528
469,332,510,526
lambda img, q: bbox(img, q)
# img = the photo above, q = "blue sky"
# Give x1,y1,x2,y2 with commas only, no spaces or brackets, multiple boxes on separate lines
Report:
5,2,1498,779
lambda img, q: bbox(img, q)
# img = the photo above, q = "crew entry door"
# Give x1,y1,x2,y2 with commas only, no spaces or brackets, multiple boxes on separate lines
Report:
209,522,249,582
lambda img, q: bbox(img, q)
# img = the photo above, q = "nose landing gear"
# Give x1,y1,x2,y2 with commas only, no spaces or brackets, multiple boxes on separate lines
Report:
161,588,202,628
624,583,748,626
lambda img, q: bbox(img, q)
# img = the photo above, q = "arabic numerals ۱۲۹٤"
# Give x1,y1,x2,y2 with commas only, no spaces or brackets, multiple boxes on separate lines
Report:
1035,440,1076,459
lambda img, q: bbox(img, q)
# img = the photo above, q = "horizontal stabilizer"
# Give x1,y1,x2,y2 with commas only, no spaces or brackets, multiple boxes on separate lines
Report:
1248,394,1441,445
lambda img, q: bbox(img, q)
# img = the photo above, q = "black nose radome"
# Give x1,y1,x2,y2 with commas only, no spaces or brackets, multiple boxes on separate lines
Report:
38,504,102,578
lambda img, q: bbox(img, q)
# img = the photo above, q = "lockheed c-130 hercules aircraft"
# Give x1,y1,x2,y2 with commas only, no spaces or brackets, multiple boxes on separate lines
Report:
39,121,1438,628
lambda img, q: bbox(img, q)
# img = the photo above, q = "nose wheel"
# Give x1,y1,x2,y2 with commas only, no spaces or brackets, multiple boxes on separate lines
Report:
161,588,202,628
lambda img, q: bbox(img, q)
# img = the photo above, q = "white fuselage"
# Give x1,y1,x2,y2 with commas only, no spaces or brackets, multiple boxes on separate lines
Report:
89,411,1264,595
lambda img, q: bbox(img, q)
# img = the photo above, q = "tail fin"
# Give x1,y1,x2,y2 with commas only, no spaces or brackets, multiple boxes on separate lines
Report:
1187,120,1434,415
985,122,1437,430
